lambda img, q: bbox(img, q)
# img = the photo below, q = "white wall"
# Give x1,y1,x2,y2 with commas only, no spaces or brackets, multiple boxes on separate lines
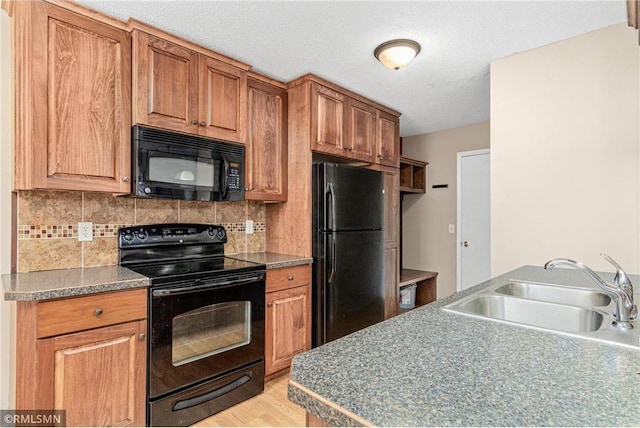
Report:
402,122,490,298
1,8,15,409
491,23,640,276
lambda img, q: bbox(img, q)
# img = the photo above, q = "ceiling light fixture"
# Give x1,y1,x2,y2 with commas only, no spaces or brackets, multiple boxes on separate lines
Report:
374,39,421,70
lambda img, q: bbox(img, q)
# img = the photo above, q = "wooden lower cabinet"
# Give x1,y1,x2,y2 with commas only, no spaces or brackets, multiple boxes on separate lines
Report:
16,288,147,427
265,265,312,377
37,320,147,427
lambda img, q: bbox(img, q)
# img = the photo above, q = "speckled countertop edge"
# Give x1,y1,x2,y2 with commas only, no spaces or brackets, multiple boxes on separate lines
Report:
3,252,311,301
229,252,312,269
2,265,150,301
288,266,640,427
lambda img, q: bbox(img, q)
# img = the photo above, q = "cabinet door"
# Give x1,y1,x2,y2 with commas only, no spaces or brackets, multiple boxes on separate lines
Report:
37,320,147,427
346,98,375,162
383,169,399,243
133,30,199,134
265,285,311,376
199,56,247,143
384,245,399,319
375,110,400,167
15,2,131,192
246,78,287,201
310,82,347,156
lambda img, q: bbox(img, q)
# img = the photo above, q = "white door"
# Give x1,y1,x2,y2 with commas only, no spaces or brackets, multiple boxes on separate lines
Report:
457,149,490,291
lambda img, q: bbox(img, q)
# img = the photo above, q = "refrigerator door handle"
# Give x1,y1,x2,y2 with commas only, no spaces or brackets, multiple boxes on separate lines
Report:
327,182,336,231
328,232,337,285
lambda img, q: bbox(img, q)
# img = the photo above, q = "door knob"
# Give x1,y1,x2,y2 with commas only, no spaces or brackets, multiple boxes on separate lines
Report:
462,241,469,247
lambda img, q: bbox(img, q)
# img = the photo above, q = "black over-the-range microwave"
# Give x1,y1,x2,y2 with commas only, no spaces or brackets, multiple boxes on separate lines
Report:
131,125,245,202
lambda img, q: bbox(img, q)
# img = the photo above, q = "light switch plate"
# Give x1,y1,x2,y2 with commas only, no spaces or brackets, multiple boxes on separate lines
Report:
448,224,455,234
245,220,254,234
78,222,93,241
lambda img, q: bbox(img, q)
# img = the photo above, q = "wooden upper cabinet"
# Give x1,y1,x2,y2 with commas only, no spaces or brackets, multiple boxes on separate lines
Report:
347,98,376,162
133,31,199,134
12,1,132,192
200,57,247,142
132,29,248,144
376,110,400,167
246,78,288,202
305,77,399,166
310,82,346,156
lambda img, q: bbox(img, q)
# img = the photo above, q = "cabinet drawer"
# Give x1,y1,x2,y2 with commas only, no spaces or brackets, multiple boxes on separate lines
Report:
37,288,147,339
266,265,311,293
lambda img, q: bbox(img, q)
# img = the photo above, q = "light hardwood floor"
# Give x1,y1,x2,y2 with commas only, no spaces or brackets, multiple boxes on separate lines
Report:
192,374,306,427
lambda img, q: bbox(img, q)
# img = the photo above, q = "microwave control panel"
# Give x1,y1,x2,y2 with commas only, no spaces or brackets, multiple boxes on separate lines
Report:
228,162,241,190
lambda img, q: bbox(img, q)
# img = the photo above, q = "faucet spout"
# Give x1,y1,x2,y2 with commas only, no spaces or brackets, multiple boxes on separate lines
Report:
544,255,636,329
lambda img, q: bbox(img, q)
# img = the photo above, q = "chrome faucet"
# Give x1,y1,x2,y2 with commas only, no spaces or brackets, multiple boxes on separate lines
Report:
544,254,637,329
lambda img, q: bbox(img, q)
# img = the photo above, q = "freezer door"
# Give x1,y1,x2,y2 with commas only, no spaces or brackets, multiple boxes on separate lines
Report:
316,163,384,232
319,230,385,345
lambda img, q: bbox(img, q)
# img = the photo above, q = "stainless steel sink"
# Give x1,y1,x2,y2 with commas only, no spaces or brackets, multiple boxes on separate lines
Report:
449,294,604,333
494,281,611,307
442,280,640,349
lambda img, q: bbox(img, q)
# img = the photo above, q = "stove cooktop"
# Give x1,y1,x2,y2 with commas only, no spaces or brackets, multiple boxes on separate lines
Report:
125,256,264,283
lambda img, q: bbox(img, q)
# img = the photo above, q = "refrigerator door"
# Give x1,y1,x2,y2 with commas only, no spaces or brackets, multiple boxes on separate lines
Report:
316,229,385,346
315,163,384,232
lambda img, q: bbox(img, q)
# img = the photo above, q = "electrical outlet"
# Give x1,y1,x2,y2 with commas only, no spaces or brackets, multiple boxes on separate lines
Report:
245,220,254,234
78,222,93,242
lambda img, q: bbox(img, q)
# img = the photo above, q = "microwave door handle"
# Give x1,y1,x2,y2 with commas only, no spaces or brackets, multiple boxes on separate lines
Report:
220,155,229,200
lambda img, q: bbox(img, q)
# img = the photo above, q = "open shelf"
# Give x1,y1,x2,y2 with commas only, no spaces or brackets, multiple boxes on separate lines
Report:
398,269,438,313
399,157,428,193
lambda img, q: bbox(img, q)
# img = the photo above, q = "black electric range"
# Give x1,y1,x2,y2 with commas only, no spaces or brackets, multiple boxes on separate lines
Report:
118,223,266,427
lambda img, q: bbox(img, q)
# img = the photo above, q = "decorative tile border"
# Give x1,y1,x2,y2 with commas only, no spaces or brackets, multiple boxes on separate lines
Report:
18,223,267,240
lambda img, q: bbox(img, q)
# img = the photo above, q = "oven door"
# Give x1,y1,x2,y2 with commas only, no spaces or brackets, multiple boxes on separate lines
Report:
149,271,265,399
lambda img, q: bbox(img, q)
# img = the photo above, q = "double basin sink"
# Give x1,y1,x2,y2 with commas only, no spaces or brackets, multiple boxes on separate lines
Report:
443,280,640,349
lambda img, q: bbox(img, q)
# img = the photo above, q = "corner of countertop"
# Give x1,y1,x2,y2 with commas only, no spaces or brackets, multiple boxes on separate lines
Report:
2,265,150,302
228,252,313,269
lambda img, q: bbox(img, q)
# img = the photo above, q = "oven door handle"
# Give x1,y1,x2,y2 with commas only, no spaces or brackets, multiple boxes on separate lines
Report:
152,274,265,297
172,374,252,411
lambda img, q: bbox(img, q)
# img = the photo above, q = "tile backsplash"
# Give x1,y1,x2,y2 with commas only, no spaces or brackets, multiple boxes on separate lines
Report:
16,190,266,272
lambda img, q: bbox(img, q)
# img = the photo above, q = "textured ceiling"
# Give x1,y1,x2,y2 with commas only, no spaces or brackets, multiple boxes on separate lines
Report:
76,1,627,137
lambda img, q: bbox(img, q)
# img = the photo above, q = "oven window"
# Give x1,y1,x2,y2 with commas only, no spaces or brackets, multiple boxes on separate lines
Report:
149,156,217,187
172,301,251,367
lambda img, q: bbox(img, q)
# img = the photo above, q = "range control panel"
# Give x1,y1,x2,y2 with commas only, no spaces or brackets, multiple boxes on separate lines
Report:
118,223,227,248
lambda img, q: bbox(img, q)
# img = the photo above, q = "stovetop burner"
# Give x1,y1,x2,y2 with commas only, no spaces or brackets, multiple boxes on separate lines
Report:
118,223,265,284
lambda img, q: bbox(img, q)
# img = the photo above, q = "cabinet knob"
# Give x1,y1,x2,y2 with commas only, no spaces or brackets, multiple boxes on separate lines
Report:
94,308,103,316
288,276,294,281
377,154,383,158
191,119,198,125
139,333,146,341
200,121,206,127
267,302,273,307
245,187,249,192
122,176,129,183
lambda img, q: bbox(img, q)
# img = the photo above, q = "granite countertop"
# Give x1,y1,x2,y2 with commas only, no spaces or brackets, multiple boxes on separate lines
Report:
2,266,150,301
230,252,312,269
3,252,310,302
288,266,640,427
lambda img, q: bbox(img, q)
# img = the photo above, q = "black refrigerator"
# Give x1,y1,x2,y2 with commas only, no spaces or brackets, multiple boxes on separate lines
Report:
312,163,385,347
